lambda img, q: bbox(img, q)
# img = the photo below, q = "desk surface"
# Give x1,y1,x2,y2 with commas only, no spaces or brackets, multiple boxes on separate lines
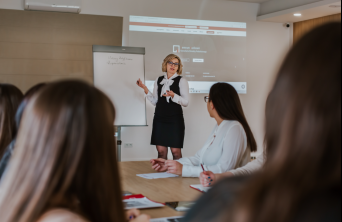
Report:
119,161,203,219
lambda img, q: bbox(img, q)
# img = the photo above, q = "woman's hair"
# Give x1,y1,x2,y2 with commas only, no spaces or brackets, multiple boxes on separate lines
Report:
24,83,47,101
0,84,23,158
0,83,47,180
232,22,341,222
209,83,257,152
162,54,183,74
15,83,47,130
0,80,125,222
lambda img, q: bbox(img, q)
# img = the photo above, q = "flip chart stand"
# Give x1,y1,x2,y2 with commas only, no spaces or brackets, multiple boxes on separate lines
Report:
93,45,149,162
117,126,122,162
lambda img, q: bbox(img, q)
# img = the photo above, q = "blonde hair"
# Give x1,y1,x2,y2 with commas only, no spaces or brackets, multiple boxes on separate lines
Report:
162,54,183,75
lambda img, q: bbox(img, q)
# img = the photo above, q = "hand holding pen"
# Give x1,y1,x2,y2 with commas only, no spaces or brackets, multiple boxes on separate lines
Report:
200,164,215,187
126,209,150,222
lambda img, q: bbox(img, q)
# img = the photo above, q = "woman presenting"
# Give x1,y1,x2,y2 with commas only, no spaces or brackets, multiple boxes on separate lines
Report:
137,54,189,160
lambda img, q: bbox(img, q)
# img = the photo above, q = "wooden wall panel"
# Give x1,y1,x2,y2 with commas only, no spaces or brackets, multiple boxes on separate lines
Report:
0,75,93,92
0,9,123,92
0,59,92,77
294,14,341,43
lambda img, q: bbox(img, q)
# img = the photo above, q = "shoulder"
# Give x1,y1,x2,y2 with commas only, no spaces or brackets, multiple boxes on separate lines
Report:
37,209,89,222
155,76,164,83
222,121,244,132
179,77,189,84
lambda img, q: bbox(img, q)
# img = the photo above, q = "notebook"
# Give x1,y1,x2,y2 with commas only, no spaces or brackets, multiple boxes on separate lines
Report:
123,194,164,210
190,184,211,193
137,172,179,179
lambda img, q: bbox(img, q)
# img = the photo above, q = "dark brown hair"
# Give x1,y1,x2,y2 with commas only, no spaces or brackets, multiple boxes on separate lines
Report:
0,84,23,158
0,80,125,222
233,22,341,222
209,83,257,152
24,83,47,101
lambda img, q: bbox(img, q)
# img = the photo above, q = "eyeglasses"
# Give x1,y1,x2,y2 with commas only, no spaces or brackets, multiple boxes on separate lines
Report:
204,96,210,103
168,61,180,67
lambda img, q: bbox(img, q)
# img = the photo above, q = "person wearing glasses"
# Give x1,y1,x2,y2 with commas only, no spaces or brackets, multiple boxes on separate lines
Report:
137,54,189,160
150,83,257,177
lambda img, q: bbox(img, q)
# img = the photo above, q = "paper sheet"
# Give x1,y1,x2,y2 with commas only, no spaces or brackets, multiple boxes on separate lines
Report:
137,172,179,179
124,197,164,210
190,184,211,193
150,216,183,222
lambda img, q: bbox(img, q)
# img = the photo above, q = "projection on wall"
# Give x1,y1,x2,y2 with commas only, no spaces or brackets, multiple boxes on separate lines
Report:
129,15,247,94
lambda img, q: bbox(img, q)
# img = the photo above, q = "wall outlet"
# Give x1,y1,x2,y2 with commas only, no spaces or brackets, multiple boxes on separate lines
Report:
124,143,133,148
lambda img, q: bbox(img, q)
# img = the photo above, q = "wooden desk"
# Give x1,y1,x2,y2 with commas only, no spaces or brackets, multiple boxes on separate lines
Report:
119,161,203,219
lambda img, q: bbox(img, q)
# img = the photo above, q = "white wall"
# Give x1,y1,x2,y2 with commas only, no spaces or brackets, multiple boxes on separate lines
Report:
0,0,291,161
259,0,322,15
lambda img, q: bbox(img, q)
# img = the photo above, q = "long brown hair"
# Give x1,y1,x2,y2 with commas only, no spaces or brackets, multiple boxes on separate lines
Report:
0,80,125,222
0,84,23,158
209,83,257,152
233,23,341,222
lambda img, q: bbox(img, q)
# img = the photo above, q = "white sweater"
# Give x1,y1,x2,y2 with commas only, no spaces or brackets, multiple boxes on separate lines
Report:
177,120,250,177
229,153,265,176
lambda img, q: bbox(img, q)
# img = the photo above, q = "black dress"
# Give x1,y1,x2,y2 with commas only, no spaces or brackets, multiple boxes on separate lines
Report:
151,76,185,148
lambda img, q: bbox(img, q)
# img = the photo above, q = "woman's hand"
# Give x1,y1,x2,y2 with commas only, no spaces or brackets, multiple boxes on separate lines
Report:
126,209,150,222
200,171,216,187
163,90,175,98
126,209,140,220
200,171,234,187
165,160,183,176
150,158,168,172
136,79,149,94
130,214,151,222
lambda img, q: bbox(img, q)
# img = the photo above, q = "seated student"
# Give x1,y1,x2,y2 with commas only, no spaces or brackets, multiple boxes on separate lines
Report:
0,80,150,222
183,23,341,222
0,83,46,180
151,83,257,177
0,84,23,159
200,153,265,187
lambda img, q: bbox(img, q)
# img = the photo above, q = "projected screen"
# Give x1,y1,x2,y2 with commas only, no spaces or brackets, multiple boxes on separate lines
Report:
129,16,247,94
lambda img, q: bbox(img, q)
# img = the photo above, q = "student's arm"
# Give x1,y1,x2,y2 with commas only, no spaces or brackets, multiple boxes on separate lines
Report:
176,125,216,170
230,154,264,176
171,78,189,107
180,124,247,177
177,148,202,167
200,153,265,187
145,78,159,106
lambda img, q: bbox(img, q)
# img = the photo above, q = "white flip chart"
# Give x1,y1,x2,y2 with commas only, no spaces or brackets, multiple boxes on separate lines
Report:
93,46,146,126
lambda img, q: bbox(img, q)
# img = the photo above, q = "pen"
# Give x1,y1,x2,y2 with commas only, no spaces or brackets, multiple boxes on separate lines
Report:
201,164,205,172
129,215,135,220
202,164,212,185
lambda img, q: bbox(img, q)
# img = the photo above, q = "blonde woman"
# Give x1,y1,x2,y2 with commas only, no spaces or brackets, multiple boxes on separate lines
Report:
137,54,189,160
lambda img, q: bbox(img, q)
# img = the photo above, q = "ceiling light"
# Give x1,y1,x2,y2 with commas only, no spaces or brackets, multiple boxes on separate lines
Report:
294,13,302,17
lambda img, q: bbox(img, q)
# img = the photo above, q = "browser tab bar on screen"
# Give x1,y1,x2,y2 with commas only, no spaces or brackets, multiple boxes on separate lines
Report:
130,16,247,37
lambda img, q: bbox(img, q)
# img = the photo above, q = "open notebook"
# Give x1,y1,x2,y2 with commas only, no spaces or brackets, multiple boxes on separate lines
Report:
190,184,211,193
123,194,164,210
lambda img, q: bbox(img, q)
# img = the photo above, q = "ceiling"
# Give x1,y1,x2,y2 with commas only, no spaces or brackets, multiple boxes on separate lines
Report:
258,0,341,22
